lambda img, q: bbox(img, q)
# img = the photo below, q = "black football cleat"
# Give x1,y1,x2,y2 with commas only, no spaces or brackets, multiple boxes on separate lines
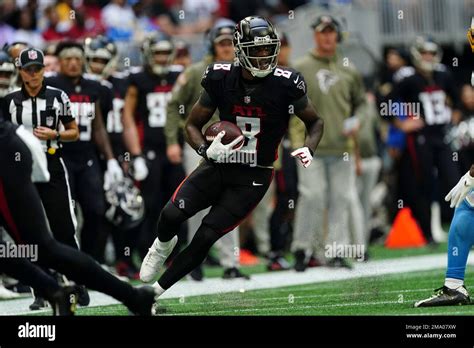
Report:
326,257,353,269
29,296,48,310
222,267,250,280
294,250,307,272
77,285,90,306
414,286,470,307
128,286,157,316
51,285,79,316
188,265,204,281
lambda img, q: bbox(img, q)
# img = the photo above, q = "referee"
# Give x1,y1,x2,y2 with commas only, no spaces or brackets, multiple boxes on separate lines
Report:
0,47,85,309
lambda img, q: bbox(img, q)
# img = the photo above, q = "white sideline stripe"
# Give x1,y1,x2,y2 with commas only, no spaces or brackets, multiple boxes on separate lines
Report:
1,253,472,315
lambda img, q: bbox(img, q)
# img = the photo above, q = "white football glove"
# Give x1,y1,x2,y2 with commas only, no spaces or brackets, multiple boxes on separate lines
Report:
206,131,244,162
104,158,123,190
445,171,474,208
291,147,313,168
131,156,148,181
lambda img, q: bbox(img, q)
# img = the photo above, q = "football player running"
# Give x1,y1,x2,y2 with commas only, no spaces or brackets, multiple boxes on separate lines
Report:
140,16,324,307
414,164,474,307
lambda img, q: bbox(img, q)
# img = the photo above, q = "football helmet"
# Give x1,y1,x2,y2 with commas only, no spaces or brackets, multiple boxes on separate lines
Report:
410,36,442,72
0,51,17,97
142,33,175,75
234,16,281,78
84,36,118,78
105,176,145,230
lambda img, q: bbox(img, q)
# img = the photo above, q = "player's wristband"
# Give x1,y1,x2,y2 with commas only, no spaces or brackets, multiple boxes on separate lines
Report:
196,143,209,160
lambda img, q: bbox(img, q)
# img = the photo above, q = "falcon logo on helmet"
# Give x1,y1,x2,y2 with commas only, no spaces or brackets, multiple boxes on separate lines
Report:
234,16,281,78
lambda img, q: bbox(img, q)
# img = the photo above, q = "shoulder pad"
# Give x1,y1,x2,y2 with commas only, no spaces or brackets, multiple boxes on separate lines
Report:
44,71,58,78
206,62,235,79
393,66,415,83
83,73,100,81
128,66,143,74
168,64,184,73
100,79,113,89
111,70,129,79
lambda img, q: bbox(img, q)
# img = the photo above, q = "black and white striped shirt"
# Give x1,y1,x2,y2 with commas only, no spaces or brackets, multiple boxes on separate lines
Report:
0,83,76,153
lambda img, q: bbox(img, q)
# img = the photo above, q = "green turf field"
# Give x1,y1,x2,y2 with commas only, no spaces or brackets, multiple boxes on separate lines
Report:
65,267,474,316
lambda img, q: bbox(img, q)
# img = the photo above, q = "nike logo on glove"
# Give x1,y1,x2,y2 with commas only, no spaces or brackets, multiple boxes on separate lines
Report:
252,181,263,186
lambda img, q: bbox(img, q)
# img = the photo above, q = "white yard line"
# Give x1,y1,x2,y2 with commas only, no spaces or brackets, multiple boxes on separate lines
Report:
1,253,472,315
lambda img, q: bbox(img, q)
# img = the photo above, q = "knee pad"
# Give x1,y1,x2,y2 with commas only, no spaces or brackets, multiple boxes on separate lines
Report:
158,201,189,231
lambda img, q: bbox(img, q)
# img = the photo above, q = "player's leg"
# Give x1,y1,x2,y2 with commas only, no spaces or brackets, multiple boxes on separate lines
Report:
139,160,222,282
0,240,79,315
398,140,433,242
154,166,273,294
75,154,107,261
0,141,155,315
414,200,474,307
291,157,327,271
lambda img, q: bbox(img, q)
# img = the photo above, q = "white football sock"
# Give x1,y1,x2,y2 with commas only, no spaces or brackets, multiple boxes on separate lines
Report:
444,278,464,289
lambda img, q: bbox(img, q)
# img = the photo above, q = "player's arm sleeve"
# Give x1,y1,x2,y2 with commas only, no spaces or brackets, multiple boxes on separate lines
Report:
58,91,75,124
165,71,191,146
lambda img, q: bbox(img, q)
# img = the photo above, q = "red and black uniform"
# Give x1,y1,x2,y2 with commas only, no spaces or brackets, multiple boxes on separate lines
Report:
156,62,307,290
392,65,461,240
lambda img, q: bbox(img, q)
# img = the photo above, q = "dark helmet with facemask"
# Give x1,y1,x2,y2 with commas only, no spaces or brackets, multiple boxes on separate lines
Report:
234,16,280,78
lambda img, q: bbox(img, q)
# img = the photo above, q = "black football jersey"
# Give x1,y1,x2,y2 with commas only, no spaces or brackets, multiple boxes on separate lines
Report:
392,65,459,136
201,62,307,167
45,73,103,153
128,66,183,148
105,72,129,154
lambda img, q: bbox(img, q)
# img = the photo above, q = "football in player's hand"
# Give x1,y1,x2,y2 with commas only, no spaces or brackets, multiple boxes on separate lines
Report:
204,121,244,149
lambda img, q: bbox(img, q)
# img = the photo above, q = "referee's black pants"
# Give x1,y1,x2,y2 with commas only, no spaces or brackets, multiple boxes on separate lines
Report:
35,153,78,249
0,123,137,307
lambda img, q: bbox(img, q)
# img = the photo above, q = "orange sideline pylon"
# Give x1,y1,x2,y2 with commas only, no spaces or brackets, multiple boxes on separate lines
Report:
385,207,427,248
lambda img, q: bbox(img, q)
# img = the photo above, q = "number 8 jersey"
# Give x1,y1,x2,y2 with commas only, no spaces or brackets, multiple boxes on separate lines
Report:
201,62,308,167
128,65,183,148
